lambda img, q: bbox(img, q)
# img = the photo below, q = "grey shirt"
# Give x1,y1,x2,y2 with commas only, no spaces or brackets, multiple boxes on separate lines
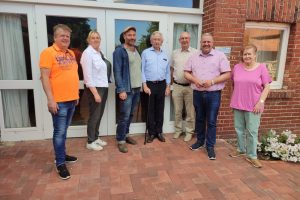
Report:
126,48,142,88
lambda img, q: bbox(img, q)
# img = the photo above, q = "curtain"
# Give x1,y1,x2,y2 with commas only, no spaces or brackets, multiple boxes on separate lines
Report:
173,23,198,50
0,14,31,128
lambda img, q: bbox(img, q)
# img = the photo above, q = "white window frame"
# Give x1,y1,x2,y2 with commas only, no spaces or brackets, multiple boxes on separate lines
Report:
245,22,290,89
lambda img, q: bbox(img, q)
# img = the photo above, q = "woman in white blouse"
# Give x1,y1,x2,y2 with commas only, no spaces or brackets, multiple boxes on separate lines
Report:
81,31,109,151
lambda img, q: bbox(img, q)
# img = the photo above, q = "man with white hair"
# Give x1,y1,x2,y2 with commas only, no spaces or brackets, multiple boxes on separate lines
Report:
171,32,197,142
142,31,171,143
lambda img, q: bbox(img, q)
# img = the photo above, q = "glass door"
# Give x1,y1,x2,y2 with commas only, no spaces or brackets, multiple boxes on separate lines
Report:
167,14,202,131
36,5,109,138
106,10,168,135
0,3,43,141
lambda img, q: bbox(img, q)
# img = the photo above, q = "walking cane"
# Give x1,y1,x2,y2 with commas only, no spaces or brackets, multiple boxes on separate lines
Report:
144,93,151,145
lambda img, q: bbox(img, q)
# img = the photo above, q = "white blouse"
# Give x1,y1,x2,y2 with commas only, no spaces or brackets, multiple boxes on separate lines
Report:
80,45,108,88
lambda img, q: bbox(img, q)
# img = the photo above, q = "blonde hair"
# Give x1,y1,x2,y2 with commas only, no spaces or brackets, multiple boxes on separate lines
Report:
243,44,257,53
53,24,72,37
86,30,101,43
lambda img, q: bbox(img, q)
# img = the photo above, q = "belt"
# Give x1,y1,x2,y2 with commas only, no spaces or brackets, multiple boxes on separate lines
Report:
146,80,165,84
197,90,221,93
174,80,190,86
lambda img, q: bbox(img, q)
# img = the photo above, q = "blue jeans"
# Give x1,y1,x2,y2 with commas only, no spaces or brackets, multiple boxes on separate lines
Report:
116,88,140,143
193,90,221,148
51,100,76,166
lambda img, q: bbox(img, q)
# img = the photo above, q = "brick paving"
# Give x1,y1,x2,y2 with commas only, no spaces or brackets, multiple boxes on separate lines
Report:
0,134,299,200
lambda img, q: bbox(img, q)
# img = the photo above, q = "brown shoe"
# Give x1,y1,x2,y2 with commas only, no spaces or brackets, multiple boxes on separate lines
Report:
118,143,128,153
229,150,246,158
125,136,137,145
246,158,262,168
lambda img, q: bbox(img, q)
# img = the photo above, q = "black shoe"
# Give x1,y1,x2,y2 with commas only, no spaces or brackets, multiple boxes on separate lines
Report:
207,147,216,160
189,142,205,151
65,155,78,163
147,134,155,143
56,164,70,180
157,133,166,142
125,136,137,145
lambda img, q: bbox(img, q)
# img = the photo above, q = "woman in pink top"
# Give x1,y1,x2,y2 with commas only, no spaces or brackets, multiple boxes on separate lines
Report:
229,44,272,168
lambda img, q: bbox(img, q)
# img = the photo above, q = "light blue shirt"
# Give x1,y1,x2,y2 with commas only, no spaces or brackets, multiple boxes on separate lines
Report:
141,47,171,85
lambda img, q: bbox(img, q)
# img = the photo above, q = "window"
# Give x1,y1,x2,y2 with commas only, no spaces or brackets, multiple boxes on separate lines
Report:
244,22,290,89
0,13,36,128
113,0,200,8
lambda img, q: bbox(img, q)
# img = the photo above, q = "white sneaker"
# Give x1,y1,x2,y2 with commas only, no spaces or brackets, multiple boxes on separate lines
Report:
95,138,107,146
86,141,103,151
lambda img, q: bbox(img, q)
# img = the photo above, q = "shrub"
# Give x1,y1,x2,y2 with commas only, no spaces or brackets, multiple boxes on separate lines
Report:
258,130,300,162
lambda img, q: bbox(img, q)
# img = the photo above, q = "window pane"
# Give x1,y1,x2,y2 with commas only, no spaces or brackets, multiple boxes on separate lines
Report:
173,23,198,50
46,16,97,81
1,89,36,128
0,13,32,80
244,28,283,81
115,19,159,123
114,0,200,8
72,89,88,126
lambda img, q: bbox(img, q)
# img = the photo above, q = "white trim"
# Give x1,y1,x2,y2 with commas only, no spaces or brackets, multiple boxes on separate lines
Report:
0,81,37,89
2,0,203,15
245,22,290,89
0,3,44,137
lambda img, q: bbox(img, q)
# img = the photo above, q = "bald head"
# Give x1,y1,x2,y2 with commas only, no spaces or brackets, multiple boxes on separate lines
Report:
179,32,191,50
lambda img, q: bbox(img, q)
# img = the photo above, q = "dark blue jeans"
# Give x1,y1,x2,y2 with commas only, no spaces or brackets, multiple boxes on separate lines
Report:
193,90,221,148
116,88,140,143
51,100,76,166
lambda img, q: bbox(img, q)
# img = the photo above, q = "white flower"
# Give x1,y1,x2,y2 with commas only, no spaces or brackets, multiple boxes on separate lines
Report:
259,130,300,163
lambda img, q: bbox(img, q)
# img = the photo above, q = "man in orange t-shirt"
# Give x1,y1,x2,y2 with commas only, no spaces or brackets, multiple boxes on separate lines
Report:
40,24,79,180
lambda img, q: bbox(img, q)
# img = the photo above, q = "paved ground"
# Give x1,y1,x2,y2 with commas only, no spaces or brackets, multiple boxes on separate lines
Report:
0,134,299,200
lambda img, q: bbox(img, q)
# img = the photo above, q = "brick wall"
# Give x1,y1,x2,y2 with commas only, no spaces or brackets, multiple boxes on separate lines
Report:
202,0,300,138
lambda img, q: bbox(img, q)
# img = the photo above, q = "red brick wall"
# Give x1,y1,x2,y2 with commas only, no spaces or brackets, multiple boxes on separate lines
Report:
202,0,300,138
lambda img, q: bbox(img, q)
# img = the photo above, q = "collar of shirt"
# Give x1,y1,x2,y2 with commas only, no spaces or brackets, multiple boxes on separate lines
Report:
181,46,193,52
87,45,101,54
199,48,215,57
150,46,163,53
52,43,72,54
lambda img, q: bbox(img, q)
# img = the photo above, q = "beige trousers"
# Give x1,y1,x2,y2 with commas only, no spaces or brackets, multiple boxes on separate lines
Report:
172,84,195,135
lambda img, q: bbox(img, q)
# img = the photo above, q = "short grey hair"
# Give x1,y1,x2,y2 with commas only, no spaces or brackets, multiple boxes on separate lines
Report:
150,31,163,40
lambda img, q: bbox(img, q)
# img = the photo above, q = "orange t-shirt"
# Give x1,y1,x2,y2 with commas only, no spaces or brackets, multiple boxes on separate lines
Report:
39,44,79,102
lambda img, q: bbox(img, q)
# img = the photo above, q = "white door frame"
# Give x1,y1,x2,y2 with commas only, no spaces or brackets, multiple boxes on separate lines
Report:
106,10,169,135
35,5,108,138
164,13,202,133
0,2,43,141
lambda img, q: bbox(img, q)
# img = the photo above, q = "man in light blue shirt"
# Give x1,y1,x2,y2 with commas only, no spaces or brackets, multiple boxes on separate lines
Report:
142,31,171,143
